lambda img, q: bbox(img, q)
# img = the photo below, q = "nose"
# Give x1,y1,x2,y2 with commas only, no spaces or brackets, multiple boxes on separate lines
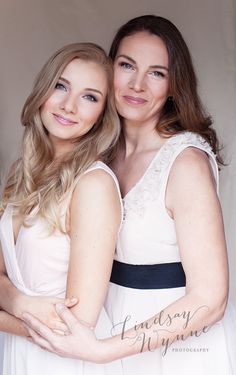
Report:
60,93,77,114
129,72,146,92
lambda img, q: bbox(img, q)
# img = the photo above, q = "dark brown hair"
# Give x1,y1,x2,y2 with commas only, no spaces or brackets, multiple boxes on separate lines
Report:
109,15,222,163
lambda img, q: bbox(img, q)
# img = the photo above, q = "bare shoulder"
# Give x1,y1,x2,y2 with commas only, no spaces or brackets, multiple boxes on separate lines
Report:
169,147,214,184
72,168,119,201
166,147,217,213
78,168,117,190
69,168,121,228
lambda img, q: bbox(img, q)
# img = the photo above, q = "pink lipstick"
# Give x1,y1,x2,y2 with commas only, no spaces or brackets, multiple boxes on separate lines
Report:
123,96,147,105
52,113,77,126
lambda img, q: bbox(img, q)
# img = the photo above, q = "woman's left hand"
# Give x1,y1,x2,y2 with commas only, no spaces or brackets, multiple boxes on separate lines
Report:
22,304,106,363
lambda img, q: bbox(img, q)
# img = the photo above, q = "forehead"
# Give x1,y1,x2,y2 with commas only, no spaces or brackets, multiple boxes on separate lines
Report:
117,31,169,67
61,59,108,89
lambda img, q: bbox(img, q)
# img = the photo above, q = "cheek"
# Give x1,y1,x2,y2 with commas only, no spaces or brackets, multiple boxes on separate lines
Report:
40,100,53,126
82,104,104,125
40,96,58,125
44,92,63,110
94,105,105,122
152,83,169,101
40,104,47,123
113,71,127,92
40,100,53,117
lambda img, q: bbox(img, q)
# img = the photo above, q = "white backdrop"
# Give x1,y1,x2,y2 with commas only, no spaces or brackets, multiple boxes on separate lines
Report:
0,0,235,372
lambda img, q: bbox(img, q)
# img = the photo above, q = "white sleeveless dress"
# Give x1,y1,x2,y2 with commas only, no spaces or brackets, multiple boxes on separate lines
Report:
0,161,123,375
105,131,236,374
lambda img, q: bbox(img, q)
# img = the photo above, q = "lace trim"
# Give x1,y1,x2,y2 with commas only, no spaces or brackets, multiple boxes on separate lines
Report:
123,132,216,220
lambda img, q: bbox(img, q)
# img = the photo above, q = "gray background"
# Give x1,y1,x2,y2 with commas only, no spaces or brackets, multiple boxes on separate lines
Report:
0,0,235,371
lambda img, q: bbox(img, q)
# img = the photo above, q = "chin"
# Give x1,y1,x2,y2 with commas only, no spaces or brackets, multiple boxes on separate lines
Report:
120,112,148,123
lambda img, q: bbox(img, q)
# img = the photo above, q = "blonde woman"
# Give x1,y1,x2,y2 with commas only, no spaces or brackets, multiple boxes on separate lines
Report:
0,43,122,374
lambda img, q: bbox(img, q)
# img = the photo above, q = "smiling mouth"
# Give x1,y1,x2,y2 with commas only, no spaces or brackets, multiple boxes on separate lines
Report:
52,113,78,126
123,95,148,105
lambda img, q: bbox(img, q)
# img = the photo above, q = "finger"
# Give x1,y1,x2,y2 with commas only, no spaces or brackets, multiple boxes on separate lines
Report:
22,313,55,340
26,326,55,353
51,320,70,333
52,329,70,336
51,297,78,307
55,304,79,331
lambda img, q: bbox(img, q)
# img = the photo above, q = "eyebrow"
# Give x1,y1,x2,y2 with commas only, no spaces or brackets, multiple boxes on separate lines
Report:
85,88,103,96
59,76,103,96
116,54,169,72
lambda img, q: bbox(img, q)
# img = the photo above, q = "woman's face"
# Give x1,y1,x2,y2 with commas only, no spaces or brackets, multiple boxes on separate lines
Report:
113,31,169,126
41,58,108,155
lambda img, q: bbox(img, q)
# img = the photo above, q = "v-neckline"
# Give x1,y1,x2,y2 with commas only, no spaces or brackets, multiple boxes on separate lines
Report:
7,205,23,248
122,136,173,200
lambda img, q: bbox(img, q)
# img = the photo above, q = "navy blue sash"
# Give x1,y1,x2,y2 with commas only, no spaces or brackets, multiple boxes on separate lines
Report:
110,260,186,289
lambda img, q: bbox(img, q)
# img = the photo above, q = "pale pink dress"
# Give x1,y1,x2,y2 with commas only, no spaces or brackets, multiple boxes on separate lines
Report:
0,161,123,375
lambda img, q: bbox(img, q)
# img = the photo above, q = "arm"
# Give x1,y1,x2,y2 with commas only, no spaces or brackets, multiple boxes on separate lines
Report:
66,168,121,327
22,148,228,362
0,310,28,337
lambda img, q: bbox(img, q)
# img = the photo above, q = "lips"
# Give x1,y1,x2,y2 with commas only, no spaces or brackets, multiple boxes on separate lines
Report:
123,95,148,105
52,113,78,126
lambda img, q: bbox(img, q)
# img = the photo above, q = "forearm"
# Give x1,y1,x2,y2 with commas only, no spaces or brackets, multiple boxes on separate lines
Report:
0,273,25,317
19,288,227,363
101,291,227,362
0,309,28,336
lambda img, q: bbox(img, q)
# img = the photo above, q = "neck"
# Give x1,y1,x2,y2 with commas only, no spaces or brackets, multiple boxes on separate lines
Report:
121,118,164,156
50,137,74,159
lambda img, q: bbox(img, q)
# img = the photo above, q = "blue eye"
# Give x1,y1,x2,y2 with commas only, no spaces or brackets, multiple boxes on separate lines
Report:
119,61,134,70
55,82,67,91
83,94,98,102
151,71,165,78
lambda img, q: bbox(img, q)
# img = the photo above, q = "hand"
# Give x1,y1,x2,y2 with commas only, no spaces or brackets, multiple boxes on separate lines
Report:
17,295,77,334
22,304,106,363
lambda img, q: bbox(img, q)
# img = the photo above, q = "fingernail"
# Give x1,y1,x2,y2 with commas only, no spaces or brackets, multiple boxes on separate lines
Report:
56,303,65,311
70,297,77,303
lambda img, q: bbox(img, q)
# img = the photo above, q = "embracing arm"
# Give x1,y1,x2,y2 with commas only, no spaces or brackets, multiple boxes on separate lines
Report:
22,149,228,362
66,169,121,327
0,311,28,337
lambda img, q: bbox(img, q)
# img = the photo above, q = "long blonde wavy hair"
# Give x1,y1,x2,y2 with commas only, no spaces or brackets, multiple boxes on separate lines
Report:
1,43,120,232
